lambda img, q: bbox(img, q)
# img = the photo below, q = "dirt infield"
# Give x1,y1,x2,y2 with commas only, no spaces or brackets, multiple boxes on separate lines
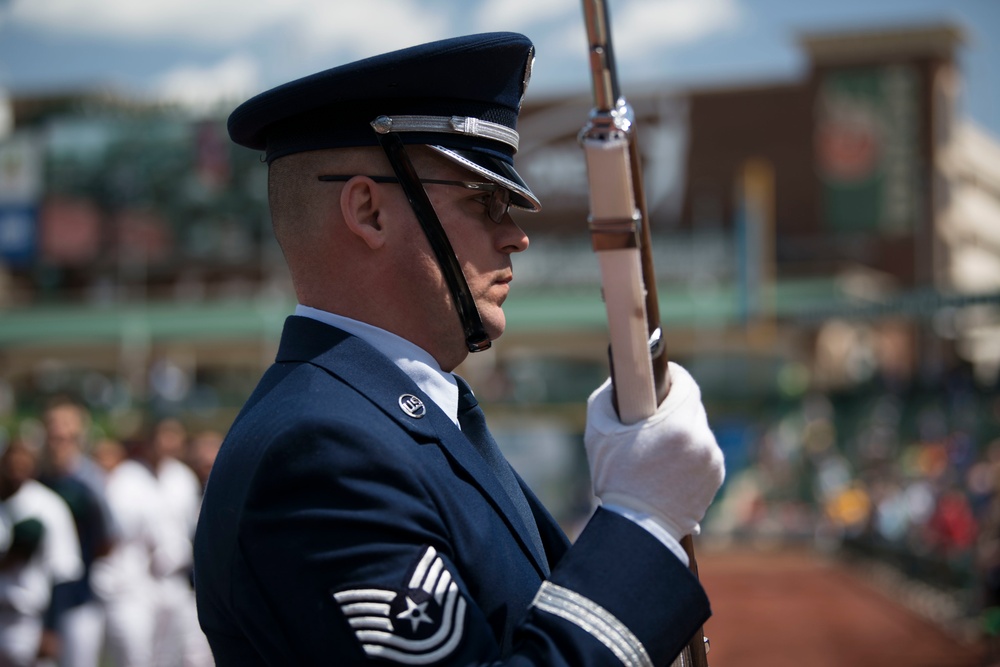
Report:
694,547,983,667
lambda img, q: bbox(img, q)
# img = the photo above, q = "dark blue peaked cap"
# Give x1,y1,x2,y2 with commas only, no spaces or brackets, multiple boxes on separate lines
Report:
228,32,540,211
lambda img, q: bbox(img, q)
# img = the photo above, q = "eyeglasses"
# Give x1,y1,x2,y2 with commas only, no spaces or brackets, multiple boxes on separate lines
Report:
318,175,512,224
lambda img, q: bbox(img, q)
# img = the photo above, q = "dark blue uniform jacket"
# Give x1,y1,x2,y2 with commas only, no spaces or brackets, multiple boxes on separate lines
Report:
194,316,710,665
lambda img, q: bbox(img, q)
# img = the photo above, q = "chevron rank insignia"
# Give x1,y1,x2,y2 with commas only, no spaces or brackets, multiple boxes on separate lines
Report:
333,546,467,664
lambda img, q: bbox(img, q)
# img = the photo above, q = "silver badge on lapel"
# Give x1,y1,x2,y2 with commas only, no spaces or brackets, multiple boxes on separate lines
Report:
399,394,426,419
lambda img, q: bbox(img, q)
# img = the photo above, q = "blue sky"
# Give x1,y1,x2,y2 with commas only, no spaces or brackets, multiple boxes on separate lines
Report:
0,0,997,137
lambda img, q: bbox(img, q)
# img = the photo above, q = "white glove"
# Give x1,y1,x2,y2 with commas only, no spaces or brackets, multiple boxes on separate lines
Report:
584,362,725,542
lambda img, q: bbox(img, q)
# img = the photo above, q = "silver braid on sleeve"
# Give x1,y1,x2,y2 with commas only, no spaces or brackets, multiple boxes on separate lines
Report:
531,582,653,667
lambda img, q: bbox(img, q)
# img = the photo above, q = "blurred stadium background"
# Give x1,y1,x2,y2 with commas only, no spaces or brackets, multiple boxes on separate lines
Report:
1,10,1000,667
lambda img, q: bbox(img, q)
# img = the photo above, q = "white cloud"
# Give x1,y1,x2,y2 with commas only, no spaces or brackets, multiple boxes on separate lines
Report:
541,0,742,61
612,0,742,58
4,0,448,50
288,1,452,58
151,54,259,112
473,0,577,32
6,0,286,43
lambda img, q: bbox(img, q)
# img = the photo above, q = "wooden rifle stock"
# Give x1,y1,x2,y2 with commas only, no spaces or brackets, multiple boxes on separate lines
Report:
579,1,708,665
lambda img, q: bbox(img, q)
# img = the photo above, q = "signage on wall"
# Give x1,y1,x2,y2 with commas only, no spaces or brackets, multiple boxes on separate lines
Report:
0,133,43,265
815,65,921,236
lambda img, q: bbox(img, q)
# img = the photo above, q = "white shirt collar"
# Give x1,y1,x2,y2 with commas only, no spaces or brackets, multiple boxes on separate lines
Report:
294,305,460,425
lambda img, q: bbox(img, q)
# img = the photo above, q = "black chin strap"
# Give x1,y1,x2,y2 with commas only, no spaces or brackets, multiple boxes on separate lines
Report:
373,129,492,353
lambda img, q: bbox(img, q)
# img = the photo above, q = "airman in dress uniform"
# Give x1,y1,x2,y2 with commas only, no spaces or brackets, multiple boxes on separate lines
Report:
193,32,725,666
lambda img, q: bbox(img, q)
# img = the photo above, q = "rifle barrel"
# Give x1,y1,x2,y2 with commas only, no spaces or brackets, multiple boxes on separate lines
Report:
579,1,708,665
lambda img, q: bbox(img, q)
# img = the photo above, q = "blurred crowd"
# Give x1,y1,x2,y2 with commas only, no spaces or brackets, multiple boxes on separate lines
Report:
0,396,221,667
708,368,1000,640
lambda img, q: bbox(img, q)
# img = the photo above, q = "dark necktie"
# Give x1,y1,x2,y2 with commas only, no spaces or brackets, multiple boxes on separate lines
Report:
456,378,549,576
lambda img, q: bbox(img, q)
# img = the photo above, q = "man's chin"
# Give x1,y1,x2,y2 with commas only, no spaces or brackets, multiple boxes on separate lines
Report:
483,311,506,342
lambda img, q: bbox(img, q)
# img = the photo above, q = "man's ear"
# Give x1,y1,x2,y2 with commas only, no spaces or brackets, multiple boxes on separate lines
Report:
340,176,386,250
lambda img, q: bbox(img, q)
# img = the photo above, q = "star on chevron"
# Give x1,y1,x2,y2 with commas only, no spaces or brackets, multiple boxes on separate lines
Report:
396,596,433,633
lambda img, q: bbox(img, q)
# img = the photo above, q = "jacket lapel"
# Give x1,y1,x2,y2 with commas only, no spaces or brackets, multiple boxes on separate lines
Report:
521,480,571,569
275,316,552,578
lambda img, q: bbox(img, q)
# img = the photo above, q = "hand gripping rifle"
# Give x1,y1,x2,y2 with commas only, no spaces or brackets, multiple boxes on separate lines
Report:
578,1,709,665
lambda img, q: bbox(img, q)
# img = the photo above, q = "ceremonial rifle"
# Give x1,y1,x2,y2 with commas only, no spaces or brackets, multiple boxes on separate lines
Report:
578,1,709,665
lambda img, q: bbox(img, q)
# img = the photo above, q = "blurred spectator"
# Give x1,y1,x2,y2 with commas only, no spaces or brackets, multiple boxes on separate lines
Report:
39,398,107,504
0,438,83,667
38,397,114,667
926,489,978,558
150,419,186,462
89,438,162,667
91,439,126,475
186,430,222,494
825,481,872,539
136,419,212,667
